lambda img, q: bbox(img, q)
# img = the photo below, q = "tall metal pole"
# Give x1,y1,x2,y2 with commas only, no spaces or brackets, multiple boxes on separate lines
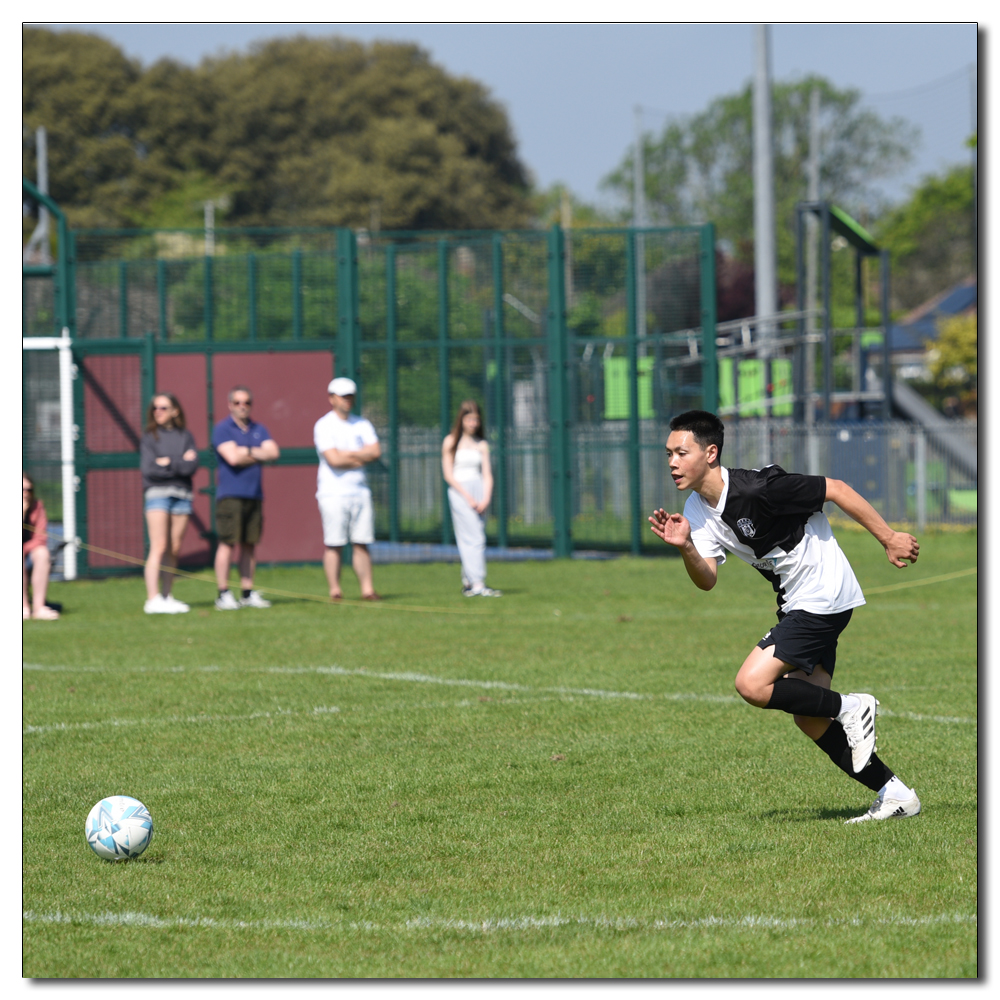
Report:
805,87,820,435
752,25,776,461
633,106,648,350
752,26,778,330
24,126,52,265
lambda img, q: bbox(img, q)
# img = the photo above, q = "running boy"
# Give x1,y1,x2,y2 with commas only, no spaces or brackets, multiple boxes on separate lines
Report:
649,410,922,823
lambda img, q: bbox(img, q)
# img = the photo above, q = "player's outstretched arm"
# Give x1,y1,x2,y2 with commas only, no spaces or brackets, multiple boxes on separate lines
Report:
825,478,919,568
648,508,718,590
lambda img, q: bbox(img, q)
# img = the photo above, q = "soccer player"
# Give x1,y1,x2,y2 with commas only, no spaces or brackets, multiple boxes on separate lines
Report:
649,410,922,824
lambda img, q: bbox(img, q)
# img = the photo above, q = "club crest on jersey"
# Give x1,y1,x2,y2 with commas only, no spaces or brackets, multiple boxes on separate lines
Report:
737,517,756,538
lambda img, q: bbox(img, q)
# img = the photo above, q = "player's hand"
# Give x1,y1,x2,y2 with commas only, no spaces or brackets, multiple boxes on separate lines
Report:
885,531,919,568
648,508,691,548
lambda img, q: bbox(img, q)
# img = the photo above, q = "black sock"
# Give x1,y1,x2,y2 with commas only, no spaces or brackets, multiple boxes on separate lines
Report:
765,677,842,718
815,722,894,792
242,588,252,599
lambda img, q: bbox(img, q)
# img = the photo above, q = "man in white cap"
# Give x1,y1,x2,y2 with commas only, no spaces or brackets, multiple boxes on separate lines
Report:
313,377,382,601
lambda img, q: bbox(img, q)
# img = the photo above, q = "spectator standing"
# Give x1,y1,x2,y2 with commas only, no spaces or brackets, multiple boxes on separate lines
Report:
441,400,501,597
313,377,381,601
212,386,280,610
140,393,199,614
22,472,58,620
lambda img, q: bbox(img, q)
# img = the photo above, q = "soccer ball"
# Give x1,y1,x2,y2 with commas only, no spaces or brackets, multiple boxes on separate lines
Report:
85,796,154,861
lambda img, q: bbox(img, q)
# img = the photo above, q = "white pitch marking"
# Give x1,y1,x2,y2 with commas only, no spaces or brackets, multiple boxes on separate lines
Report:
23,662,976,727
22,909,976,934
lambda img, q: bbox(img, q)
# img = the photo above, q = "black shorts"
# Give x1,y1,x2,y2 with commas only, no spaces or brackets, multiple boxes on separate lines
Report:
756,608,854,678
215,497,263,546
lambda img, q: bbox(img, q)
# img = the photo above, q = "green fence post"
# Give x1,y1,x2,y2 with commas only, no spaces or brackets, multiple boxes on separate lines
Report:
157,259,168,340
141,332,157,560
626,230,642,555
72,343,88,577
438,239,452,545
547,224,572,558
247,253,257,341
206,348,216,546
119,261,128,338
386,244,400,543
699,223,718,412
492,234,508,549
65,229,77,340
204,255,214,341
292,248,303,340
336,228,360,394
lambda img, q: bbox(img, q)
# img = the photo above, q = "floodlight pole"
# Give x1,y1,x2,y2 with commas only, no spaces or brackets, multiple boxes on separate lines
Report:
633,105,647,352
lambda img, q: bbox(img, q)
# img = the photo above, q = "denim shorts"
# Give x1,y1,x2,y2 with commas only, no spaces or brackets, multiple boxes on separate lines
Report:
145,495,193,515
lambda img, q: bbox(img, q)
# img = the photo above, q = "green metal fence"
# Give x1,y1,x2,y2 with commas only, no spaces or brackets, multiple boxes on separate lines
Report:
29,223,719,562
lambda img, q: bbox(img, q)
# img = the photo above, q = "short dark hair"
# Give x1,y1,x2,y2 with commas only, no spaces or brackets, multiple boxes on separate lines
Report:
669,410,724,458
229,385,253,404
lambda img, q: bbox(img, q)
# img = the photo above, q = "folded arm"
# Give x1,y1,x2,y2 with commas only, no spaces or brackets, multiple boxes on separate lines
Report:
323,441,381,470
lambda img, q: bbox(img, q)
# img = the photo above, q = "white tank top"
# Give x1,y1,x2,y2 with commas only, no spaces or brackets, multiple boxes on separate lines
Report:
453,446,483,483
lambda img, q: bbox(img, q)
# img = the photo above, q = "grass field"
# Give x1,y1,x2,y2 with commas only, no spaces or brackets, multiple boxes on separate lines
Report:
22,531,978,978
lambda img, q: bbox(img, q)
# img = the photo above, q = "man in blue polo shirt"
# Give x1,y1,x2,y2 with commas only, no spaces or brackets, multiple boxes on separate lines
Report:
212,385,280,610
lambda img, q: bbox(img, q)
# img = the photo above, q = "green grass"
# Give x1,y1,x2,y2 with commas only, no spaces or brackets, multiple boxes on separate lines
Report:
22,532,978,977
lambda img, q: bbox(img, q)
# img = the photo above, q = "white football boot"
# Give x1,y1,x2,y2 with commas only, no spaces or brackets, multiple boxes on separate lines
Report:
239,590,272,609
846,786,921,824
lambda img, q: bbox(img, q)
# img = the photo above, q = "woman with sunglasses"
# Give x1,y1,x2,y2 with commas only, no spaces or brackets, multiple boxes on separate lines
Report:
141,393,199,614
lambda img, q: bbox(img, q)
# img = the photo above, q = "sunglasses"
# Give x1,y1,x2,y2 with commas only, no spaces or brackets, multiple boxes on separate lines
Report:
231,400,252,407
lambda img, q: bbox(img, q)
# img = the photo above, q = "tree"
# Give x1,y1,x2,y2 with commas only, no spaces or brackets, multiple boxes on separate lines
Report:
23,28,533,232
875,164,975,312
601,76,917,294
924,313,977,415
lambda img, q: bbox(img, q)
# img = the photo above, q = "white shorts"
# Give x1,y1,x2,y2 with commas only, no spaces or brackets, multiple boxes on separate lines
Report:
318,491,375,547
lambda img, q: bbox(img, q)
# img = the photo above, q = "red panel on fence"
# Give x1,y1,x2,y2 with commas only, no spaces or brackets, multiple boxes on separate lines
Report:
253,464,325,565
87,469,144,567
156,354,209,450
83,355,143,453
211,351,334,448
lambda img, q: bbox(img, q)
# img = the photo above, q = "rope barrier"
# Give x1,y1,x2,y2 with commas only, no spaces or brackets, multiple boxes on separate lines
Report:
27,524,978,612
25,526,488,616
864,566,977,595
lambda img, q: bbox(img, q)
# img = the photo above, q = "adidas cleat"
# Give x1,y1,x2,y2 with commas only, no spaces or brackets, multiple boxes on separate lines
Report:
846,788,921,824
837,693,879,773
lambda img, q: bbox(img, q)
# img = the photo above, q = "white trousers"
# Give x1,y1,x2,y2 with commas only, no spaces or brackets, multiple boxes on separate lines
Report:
447,480,486,586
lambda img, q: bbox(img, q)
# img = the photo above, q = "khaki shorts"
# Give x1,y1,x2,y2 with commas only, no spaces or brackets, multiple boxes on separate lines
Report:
215,497,263,546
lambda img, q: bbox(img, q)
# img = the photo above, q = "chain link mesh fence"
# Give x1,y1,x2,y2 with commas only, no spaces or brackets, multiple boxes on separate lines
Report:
23,224,976,575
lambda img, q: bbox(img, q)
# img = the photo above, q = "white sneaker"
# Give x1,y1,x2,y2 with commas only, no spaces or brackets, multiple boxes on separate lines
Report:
464,585,502,597
846,787,921,824
162,594,190,614
215,590,241,611
239,590,271,609
144,594,170,614
837,693,879,773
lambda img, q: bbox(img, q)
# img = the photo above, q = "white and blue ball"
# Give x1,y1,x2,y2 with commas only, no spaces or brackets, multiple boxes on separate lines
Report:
85,796,154,861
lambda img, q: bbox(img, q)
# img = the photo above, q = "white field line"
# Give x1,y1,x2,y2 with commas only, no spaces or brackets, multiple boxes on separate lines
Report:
22,909,976,935
23,661,976,733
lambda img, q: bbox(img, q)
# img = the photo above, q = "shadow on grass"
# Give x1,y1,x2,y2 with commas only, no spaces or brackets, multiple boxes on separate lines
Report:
757,806,862,822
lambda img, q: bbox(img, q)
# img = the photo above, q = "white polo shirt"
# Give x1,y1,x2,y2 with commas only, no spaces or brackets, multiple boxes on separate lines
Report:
314,410,379,498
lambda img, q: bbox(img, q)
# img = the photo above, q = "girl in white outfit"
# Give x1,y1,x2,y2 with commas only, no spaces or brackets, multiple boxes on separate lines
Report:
442,400,501,597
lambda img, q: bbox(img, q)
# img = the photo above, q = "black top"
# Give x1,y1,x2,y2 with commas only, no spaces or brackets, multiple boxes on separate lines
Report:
140,427,199,493
720,466,827,560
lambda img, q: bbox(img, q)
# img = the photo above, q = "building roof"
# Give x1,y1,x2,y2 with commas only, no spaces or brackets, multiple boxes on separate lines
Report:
888,275,977,352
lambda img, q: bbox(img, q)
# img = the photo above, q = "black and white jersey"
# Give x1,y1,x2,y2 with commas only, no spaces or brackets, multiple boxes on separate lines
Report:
684,465,865,614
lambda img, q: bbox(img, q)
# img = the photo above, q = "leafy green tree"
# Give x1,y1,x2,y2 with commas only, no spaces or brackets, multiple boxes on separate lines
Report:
601,76,917,291
23,28,532,232
875,164,975,312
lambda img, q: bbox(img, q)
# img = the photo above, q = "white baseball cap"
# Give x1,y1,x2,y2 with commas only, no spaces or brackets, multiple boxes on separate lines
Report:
328,377,357,396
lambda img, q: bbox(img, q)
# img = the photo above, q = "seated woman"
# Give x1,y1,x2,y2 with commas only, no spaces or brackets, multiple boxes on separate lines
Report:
23,473,59,620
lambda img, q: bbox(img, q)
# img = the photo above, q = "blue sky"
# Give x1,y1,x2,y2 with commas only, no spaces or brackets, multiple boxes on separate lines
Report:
32,22,978,212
